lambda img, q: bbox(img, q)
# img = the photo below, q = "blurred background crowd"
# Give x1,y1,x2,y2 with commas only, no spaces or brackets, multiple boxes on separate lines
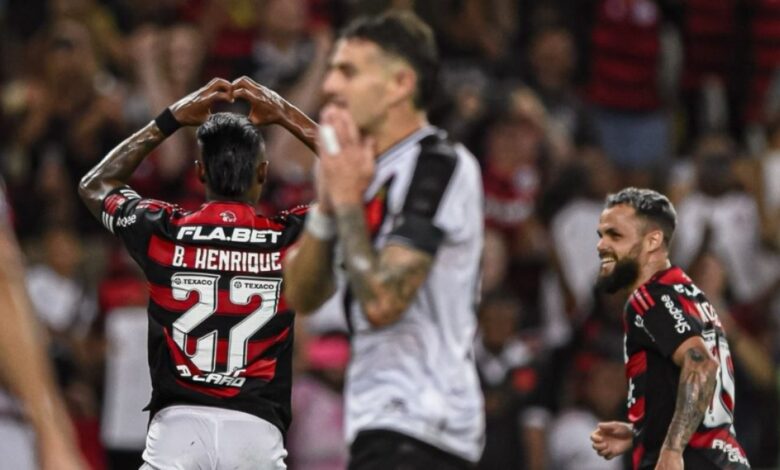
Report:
1,0,780,469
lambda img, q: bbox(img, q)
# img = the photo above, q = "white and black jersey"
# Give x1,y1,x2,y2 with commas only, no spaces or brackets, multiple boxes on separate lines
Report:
339,126,485,463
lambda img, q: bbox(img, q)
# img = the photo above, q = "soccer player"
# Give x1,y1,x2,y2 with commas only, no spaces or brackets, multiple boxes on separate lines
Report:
79,77,317,469
284,11,485,469
0,186,85,470
589,188,750,469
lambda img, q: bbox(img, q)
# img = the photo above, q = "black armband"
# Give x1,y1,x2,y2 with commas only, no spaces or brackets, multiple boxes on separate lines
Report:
154,108,182,137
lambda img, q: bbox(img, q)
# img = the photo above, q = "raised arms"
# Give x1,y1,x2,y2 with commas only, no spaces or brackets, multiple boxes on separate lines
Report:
232,77,319,153
79,78,233,216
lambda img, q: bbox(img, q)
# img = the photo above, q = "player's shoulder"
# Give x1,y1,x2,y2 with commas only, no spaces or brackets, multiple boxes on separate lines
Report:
643,267,694,297
418,130,478,170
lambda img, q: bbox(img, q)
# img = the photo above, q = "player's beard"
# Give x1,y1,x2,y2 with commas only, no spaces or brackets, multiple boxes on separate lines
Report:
596,249,640,294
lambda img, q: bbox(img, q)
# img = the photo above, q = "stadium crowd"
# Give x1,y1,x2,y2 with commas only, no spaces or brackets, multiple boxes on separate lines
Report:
1,0,780,468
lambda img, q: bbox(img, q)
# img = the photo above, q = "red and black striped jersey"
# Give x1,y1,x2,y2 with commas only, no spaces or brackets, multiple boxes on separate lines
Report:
624,266,750,470
100,186,308,433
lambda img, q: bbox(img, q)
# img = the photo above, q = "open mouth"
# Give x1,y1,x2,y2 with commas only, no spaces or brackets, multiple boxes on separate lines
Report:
600,257,616,269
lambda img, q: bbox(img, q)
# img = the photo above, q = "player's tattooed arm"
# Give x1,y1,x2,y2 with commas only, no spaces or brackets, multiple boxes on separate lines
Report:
79,123,165,218
662,337,719,453
79,78,233,219
334,206,432,328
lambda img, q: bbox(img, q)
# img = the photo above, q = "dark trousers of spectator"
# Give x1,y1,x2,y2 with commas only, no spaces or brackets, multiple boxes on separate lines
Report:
349,429,475,470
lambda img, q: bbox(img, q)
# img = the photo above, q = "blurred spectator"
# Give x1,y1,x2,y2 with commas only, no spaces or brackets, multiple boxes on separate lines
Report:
755,116,780,250
475,292,552,470
542,149,619,322
288,333,350,470
2,19,124,235
585,0,670,182
124,22,207,206
249,0,332,200
678,0,740,146
26,225,96,337
547,353,625,470
672,133,780,305
47,0,129,74
745,0,780,127
527,26,599,150
96,249,149,470
481,228,510,295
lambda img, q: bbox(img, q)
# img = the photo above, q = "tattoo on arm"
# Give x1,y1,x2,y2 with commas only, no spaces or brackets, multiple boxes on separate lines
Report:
79,122,165,218
663,347,719,452
334,205,432,326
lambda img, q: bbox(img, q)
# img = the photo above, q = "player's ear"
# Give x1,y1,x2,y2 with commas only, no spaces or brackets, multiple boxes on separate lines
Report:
194,160,207,183
387,63,416,107
256,160,269,185
645,229,664,252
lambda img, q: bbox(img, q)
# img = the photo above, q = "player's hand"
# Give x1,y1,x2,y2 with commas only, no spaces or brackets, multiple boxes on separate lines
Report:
317,104,375,208
232,76,287,126
169,78,234,126
591,421,633,460
655,448,684,470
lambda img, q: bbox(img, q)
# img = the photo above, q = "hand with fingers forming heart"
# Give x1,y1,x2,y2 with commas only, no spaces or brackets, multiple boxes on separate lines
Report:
168,77,235,127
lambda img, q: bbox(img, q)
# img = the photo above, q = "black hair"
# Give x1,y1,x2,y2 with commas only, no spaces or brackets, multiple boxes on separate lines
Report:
340,10,439,110
605,187,677,246
196,112,265,197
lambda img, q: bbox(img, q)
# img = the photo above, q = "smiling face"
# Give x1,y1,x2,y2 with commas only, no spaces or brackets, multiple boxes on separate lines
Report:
596,204,645,293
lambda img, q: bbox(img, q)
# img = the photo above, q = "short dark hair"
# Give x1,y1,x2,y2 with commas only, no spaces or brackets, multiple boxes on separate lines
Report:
605,187,677,246
196,113,265,197
341,10,439,110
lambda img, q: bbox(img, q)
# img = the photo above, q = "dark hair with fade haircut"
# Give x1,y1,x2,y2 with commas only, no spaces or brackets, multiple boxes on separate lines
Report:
341,10,439,110
605,187,677,246
196,112,265,197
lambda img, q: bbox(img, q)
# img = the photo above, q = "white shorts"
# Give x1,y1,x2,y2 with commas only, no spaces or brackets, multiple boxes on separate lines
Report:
140,405,287,470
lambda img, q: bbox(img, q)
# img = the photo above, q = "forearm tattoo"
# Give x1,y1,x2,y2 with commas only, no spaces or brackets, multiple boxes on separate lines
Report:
333,205,431,323
663,348,718,452
334,206,380,304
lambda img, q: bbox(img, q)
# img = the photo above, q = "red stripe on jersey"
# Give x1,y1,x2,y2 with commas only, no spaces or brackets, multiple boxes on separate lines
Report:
634,291,650,311
629,296,644,316
722,389,734,413
103,194,127,216
677,296,703,322
148,236,187,267
639,286,655,307
688,427,739,449
628,396,645,422
626,351,647,379
246,327,291,367
632,443,645,470
654,266,691,286
244,357,277,380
